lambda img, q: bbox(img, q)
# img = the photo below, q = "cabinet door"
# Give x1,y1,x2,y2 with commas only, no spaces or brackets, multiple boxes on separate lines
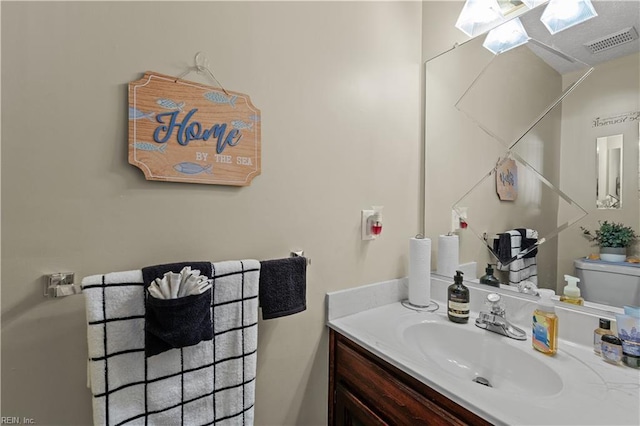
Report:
335,384,387,426
330,330,491,426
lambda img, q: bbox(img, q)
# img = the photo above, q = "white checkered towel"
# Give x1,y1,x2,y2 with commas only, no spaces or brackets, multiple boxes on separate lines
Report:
82,260,260,426
497,230,538,286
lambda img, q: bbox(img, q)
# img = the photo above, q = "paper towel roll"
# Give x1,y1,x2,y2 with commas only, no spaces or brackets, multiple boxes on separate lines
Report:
408,237,431,306
437,234,459,279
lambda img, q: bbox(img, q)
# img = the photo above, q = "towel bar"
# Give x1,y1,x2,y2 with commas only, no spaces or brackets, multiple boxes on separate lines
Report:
44,272,82,297
290,250,311,265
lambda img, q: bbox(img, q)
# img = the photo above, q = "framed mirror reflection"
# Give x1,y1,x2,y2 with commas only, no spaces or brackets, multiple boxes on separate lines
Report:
424,0,640,311
597,134,623,209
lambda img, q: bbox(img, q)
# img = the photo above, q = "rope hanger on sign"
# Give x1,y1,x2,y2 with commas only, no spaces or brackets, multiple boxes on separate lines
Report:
174,52,229,96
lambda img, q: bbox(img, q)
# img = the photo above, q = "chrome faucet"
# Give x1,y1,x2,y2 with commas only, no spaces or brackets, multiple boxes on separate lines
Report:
475,293,527,340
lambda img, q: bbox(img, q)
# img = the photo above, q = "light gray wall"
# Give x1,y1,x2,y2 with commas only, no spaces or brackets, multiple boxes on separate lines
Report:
1,2,422,424
422,0,467,62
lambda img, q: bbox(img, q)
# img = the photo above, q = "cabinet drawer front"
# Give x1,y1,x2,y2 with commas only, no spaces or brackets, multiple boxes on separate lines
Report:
336,339,465,426
335,384,388,426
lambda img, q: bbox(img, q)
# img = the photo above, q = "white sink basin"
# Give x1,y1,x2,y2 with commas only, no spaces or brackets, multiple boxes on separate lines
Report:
328,281,640,425
402,320,563,397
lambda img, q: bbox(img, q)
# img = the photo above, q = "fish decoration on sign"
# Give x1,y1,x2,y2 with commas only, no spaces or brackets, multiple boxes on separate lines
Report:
203,91,237,108
173,162,213,175
134,142,168,153
128,71,261,186
129,107,155,121
231,120,253,131
156,98,185,112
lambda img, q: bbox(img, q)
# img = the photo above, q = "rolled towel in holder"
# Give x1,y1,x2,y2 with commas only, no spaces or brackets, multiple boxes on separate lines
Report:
142,261,214,357
148,266,211,299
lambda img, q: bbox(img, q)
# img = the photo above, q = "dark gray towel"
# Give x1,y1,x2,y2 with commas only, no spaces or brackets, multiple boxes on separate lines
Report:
142,261,213,357
259,257,307,320
515,228,538,259
494,233,513,264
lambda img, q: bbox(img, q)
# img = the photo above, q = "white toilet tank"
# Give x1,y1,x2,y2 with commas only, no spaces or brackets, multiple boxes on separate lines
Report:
574,258,640,308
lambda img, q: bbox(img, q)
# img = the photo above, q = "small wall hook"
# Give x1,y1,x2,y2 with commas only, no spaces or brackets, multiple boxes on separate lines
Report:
194,52,207,73
174,52,230,96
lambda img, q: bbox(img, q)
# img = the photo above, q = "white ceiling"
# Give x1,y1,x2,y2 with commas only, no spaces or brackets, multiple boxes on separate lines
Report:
520,0,640,74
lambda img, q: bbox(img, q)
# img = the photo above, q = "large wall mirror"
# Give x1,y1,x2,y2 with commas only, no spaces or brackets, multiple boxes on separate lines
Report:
425,0,640,310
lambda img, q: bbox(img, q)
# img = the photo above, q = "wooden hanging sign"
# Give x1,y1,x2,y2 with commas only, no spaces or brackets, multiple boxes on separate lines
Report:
496,157,518,201
128,72,261,186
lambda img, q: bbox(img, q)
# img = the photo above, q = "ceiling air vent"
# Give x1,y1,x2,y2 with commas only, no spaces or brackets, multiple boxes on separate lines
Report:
584,26,639,54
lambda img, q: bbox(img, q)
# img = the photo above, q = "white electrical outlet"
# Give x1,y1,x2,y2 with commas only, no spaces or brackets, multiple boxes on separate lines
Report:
362,210,375,240
451,207,468,232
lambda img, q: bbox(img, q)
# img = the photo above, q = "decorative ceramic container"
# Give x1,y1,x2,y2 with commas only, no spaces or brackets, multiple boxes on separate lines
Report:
600,246,626,262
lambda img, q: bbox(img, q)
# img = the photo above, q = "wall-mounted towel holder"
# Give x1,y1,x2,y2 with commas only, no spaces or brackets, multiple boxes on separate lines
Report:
50,252,307,299
290,250,311,265
44,272,82,297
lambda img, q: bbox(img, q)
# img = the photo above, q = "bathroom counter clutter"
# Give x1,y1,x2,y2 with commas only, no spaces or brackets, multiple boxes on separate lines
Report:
327,284,640,425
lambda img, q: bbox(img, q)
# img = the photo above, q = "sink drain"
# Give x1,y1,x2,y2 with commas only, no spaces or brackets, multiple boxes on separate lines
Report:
472,376,492,387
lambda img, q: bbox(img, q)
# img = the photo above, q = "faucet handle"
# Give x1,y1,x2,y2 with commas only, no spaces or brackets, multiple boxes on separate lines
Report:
485,293,505,316
517,280,539,296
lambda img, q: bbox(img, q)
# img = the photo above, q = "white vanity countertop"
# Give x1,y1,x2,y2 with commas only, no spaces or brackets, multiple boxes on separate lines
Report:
327,279,640,426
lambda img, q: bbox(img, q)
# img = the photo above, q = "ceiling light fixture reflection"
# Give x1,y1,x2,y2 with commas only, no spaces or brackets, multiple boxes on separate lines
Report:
455,0,506,37
540,0,598,35
483,18,530,54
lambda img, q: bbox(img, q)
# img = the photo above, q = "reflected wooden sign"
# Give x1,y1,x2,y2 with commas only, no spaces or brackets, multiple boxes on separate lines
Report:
128,72,261,186
496,158,518,201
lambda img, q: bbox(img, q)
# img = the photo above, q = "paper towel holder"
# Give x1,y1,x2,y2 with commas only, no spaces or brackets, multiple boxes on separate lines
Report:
403,234,439,312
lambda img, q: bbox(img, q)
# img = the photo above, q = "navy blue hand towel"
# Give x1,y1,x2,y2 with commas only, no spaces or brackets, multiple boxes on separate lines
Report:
494,233,513,264
142,261,213,357
259,257,307,320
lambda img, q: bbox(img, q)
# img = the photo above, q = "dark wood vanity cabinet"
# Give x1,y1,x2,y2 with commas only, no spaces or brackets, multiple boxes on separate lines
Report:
329,329,492,426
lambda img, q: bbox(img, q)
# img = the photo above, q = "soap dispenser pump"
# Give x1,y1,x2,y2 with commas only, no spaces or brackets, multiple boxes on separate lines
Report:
447,271,469,324
532,289,558,356
479,264,500,288
559,274,584,306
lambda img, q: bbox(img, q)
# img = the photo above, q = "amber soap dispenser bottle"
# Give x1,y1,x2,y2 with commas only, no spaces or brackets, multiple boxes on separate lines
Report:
532,289,558,355
448,271,469,324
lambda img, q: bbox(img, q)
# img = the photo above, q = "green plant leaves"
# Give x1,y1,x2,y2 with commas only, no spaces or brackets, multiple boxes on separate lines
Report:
580,221,638,248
